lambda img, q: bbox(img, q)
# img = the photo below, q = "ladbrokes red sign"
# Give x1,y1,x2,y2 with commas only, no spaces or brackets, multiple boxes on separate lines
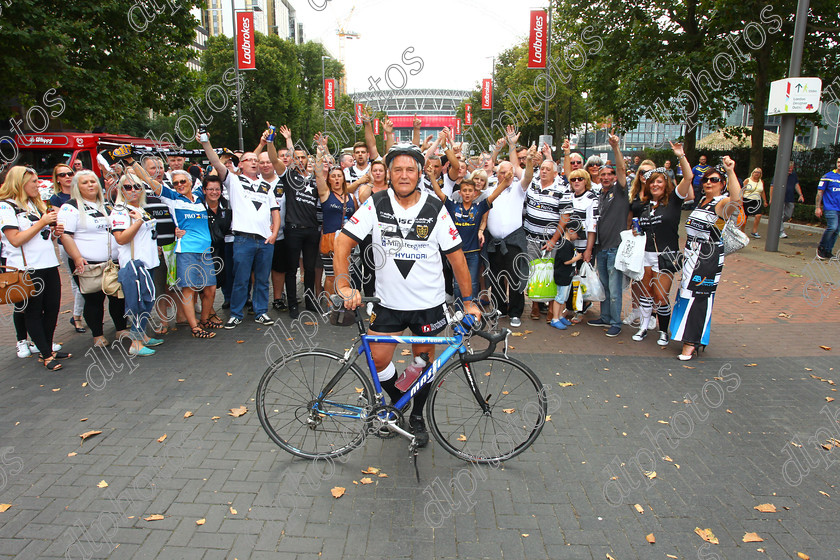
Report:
236,12,256,71
481,79,493,110
465,103,472,125
324,78,335,110
355,103,363,125
527,10,547,69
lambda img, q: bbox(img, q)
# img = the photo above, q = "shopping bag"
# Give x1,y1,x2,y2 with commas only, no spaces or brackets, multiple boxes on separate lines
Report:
578,261,605,302
527,255,556,302
615,230,645,281
570,277,584,312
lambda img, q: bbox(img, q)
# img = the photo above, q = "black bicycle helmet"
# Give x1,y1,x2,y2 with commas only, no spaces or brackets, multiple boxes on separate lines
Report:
384,142,425,170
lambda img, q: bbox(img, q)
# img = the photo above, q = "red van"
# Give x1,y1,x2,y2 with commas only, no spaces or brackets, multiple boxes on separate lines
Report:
12,132,172,180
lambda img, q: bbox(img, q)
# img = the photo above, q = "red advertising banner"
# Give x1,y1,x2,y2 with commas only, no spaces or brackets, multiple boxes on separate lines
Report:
355,103,363,125
324,79,335,110
527,10,547,69
481,79,493,109
236,12,256,71
374,118,380,135
455,118,462,135
465,103,472,125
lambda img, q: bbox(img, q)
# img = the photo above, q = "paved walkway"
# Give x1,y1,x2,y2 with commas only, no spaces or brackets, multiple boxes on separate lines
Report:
1,222,838,559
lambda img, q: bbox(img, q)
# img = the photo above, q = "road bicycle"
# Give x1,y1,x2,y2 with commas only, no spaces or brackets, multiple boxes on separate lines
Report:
256,296,547,475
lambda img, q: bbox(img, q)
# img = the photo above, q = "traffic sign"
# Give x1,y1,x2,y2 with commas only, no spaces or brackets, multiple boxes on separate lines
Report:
768,77,822,115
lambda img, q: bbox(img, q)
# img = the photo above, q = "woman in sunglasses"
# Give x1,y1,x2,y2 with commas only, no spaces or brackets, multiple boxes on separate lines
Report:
671,156,741,360
49,164,86,334
0,166,69,370
110,173,163,356
314,134,356,297
59,170,128,348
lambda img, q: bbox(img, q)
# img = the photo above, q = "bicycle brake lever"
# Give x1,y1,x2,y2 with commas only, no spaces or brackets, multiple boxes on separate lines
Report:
503,328,511,359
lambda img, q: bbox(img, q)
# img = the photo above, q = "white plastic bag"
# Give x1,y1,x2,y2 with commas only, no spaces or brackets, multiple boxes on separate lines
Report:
615,230,645,281
578,261,605,302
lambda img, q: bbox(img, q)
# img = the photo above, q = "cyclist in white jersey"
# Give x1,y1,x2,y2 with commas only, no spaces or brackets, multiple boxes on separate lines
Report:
334,143,481,447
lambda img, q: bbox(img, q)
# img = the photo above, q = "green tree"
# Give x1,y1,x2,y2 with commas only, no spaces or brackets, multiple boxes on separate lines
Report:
0,0,201,130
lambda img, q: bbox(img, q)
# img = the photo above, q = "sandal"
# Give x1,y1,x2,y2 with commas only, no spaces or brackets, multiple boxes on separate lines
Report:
191,326,216,339
43,356,63,371
202,314,224,329
39,351,72,361
70,317,87,333
153,327,169,335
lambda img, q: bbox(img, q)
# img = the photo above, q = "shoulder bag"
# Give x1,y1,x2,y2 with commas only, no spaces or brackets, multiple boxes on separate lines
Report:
1,202,42,305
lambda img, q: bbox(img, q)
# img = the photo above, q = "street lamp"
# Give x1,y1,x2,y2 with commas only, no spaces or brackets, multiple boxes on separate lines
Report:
581,91,588,160
231,1,262,151
322,55,329,135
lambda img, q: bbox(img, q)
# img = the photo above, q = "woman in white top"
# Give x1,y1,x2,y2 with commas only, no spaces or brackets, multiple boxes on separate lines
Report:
58,170,127,348
0,166,69,370
111,172,163,357
741,168,766,238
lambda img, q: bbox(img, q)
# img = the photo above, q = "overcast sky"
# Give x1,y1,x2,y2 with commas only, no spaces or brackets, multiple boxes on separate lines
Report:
296,0,537,94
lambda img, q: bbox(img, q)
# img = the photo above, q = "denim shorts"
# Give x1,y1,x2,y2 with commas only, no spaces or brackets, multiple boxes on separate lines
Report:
176,252,217,289
554,283,571,304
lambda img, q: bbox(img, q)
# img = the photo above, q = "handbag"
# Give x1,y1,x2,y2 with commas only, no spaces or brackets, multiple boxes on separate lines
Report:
526,252,557,302
578,261,605,302
76,220,124,297
615,230,645,281
0,203,39,305
721,216,749,255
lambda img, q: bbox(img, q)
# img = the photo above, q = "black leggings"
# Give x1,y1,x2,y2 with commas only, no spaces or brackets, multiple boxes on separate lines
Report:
69,262,127,337
284,227,320,309
13,310,26,341
22,267,61,358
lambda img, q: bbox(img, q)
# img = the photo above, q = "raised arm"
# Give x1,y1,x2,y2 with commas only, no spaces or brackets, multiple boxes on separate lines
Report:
412,114,421,147
608,131,626,188
670,140,693,199
420,135,434,152
313,133,330,202
362,107,380,160
266,125,290,176
541,141,553,162
490,137,505,167
561,139,572,177
425,132,443,163
521,144,537,188
441,128,460,181
506,125,522,180
382,116,395,154
197,133,228,181
125,157,162,196
487,173,510,206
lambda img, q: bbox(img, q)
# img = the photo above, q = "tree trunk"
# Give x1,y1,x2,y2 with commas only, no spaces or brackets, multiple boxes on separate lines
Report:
750,47,772,172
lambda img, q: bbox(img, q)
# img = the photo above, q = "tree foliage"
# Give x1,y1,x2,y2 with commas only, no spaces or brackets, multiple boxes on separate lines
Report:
0,0,202,130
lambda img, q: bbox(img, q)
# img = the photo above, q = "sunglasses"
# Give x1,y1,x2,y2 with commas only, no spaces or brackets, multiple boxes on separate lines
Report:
569,177,586,183
123,184,143,191
172,179,190,186
701,177,723,184
240,157,258,163
57,172,74,178
570,161,583,165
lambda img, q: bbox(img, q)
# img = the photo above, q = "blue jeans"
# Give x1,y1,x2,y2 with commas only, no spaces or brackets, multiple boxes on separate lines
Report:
819,209,839,253
231,236,273,319
596,247,623,328
454,251,481,306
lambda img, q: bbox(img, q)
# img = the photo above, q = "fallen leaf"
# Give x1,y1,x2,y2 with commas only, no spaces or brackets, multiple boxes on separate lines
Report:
742,532,763,543
67,452,77,457
634,504,644,514
236,340,244,344
52,388,60,392
157,434,167,443
797,553,810,560
694,527,719,544
360,477,373,485
827,397,835,402
184,411,193,418
524,330,533,334
667,555,678,559
646,533,655,544
226,372,232,376
0,504,11,512
606,555,616,560
558,382,575,387
80,418,88,422
521,533,529,537
97,480,108,488
143,514,164,521
502,390,509,394
178,378,185,382
682,365,696,369
229,507,237,515
485,371,491,376
726,409,733,414
545,415,551,421
819,490,830,498
79,430,102,442
820,346,832,351
745,363,758,367
754,503,776,513
511,332,523,337
644,471,656,479
377,473,388,478
570,331,580,337
228,406,248,417
355,387,364,393
352,480,358,485
657,420,669,424
502,408,516,414
457,434,467,441
304,321,316,326
662,456,673,462
361,467,380,474
331,486,345,498
81,382,88,387
211,416,220,420
196,518,206,525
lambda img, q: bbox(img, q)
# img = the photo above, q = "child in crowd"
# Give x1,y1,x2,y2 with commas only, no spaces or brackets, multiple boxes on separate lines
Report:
549,220,583,330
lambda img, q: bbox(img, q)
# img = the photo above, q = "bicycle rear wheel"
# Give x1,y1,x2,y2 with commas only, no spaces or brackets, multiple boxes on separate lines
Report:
256,349,375,459
427,353,546,463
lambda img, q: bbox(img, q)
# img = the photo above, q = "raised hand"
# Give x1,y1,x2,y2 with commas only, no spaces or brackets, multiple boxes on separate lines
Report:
607,129,620,148
669,140,685,159
382,117,393,133
361,106,372,123
722,155,735,172
562,138,570,153
279,125,292,140
413,114,421,127
527,143,538,163
505,124,520,145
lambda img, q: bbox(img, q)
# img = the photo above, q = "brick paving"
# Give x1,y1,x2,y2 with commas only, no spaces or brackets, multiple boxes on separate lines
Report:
1,233,839,559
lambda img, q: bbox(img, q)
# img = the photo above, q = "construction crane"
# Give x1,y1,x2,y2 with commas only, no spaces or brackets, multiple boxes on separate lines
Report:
336,6,359,97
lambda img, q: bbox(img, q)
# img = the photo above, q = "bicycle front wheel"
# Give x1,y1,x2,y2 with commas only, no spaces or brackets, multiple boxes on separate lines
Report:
256,349,375,459
427,353,546,463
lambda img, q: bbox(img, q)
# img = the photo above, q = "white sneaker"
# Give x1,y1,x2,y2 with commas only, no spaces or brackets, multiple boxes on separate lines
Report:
29,342,61,353
623,308,640,326
16,340,31,358
510,317,522,328
780,232,788,239
631,328,648,342
647,315,657,330
657,331,670,346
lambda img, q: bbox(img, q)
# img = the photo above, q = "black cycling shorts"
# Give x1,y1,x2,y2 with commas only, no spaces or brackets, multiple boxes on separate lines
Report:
369,303,447,336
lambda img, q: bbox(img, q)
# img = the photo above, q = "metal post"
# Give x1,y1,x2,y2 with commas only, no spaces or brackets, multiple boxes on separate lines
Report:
322,55,327,134
765,0,809,252
491,57,495,141
543,5,551,138
232,0,244,152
